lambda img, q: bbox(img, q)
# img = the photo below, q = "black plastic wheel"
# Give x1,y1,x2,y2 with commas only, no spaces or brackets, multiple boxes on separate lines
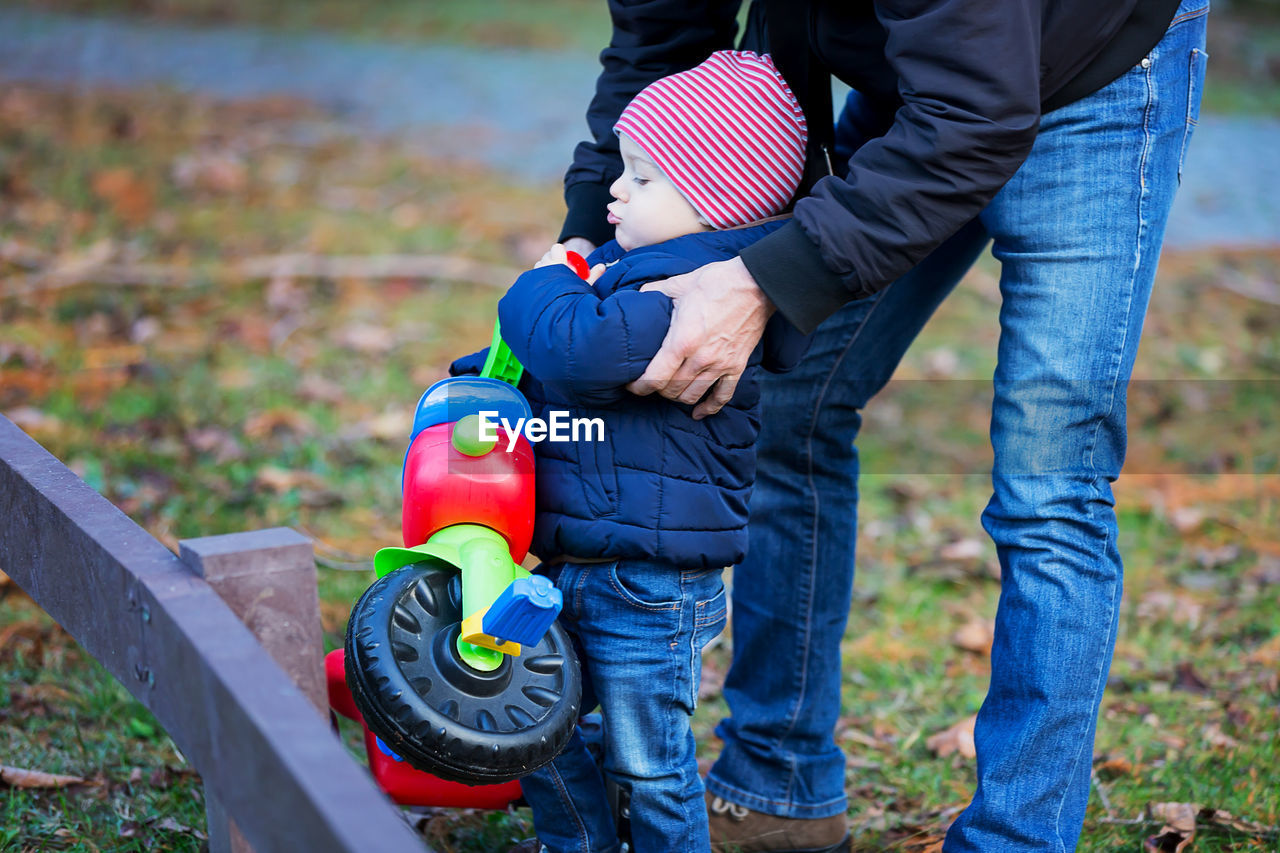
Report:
345,562,581,785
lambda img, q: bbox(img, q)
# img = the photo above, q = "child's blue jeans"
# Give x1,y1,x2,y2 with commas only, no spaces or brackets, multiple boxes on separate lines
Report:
519,558,727,853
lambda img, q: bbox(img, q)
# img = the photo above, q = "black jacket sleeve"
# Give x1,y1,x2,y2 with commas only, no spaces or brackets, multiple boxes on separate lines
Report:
741,0,1043,334
558,0,742,247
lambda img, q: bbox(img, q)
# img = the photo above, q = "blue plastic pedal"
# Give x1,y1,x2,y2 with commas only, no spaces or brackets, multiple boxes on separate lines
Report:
375,736,404,762
482,575,563,647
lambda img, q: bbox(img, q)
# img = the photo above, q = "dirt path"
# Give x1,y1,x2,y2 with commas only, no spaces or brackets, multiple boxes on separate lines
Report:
2,6,1276,248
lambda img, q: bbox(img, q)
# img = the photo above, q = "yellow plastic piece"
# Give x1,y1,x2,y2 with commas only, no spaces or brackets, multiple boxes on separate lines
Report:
460,610,522,657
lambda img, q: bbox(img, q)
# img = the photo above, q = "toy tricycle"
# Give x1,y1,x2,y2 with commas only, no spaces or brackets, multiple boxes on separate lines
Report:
342,294,585,787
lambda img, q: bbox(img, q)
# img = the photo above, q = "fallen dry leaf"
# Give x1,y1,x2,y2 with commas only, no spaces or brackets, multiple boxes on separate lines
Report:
336,322,394,354
91,167,154,225
1136,590,1204,629
939,538,984,561
185,427,245,463
0,765,86,789
1201,722,1241,750
1172,661,1212,694
909,841,945,853
926,714,977,759
1169,506,1205,533
243,409,317,440
253,466,326,494
838,726,886,750
1094,755,1135,779
82,344,146,371
1245,632,1280,667
950,619,994,655
3,406,63,436
15,683,74,704
1194,806,1276,836
1145,801,1197,853
366,409,414,442
171,149,248,195
149,816,206,838
298,373,346,404
0,619,53,661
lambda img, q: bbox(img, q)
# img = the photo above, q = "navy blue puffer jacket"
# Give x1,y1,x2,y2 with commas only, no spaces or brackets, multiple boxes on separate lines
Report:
460,219,807,569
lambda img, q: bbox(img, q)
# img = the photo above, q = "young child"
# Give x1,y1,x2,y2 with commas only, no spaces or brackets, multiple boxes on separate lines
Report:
457,51,808,853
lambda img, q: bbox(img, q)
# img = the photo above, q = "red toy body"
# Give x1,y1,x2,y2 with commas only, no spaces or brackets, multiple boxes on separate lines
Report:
400,422,537,561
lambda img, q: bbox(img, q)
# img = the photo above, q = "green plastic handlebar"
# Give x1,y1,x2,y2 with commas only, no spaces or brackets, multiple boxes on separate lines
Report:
479,319,523,386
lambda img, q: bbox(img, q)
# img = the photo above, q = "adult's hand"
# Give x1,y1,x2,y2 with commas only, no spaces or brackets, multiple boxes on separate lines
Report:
627,256,775,419
562,236,598,260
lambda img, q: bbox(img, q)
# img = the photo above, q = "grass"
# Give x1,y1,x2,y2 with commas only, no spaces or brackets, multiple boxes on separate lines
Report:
2,77,1279,853
1,599,206,852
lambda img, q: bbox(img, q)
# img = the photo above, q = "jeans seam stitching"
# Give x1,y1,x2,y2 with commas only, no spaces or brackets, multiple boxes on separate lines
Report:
547,760,591,853
1062,47,1156,853
666,600,682,805
1179,49,1204,180
687,580,701,709
1085,52,1153,480
1169,6,1209,26
574,565,589,616
1053,523,1122,853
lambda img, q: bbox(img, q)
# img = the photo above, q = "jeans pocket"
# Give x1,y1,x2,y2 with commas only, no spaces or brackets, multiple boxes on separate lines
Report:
1178,47,1208,184
688,572,726,708
608,563,682,610
693,580,727,638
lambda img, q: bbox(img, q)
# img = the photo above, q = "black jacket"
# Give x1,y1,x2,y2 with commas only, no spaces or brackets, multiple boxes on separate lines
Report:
560,0,1182,334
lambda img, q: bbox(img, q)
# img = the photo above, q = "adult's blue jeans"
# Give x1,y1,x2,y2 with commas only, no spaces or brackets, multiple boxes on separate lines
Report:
705,3,1208,850
521,560,727,853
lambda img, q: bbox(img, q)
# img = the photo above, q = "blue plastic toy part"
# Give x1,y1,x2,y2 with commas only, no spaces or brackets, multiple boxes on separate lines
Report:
409,376,532,443
375,736,404,763
482,575,564,648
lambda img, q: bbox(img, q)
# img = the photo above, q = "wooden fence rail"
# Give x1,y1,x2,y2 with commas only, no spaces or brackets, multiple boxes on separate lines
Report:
0,415,427,852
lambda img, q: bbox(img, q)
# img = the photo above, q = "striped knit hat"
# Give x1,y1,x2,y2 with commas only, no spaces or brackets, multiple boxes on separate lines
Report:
614,51,808,230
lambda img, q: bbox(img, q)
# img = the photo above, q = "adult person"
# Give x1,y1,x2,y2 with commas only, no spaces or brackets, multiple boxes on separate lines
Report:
555,1,1208,850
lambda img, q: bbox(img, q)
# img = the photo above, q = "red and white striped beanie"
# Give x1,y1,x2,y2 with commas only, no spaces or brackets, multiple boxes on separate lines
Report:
614,50,808,230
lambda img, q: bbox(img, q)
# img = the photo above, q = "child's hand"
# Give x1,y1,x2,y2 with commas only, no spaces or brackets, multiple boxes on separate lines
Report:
536,243,607,284
533,242,569,269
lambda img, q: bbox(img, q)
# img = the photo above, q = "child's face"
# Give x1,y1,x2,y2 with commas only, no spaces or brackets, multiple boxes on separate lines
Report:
608,134,709,251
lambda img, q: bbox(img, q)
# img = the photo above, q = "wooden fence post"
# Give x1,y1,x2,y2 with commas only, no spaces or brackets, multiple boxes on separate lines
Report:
179,528,327,853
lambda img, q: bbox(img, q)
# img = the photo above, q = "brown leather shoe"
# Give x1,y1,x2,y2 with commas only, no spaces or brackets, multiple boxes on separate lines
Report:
707,792,851,853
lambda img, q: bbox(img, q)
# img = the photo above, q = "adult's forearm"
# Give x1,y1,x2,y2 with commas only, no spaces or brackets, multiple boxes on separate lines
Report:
745,0,1044,335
